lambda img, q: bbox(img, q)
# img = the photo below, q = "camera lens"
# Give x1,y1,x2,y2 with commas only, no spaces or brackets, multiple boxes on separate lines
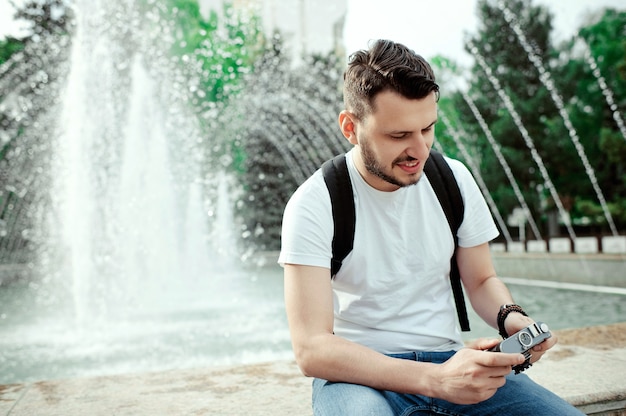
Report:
518,331,533,347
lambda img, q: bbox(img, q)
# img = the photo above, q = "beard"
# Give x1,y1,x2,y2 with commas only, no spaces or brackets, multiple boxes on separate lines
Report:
360,136,422,188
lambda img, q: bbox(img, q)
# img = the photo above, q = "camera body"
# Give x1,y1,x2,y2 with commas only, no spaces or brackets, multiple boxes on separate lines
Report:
489,321,551,373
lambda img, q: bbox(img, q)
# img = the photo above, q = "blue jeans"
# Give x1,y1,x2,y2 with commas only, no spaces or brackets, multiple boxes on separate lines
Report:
312,350,584,416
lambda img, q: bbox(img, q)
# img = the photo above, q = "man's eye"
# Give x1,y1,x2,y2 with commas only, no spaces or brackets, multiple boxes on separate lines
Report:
390,133,408,139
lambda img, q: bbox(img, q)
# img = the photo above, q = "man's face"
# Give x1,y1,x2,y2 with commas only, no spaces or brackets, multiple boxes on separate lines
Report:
347,90,438,192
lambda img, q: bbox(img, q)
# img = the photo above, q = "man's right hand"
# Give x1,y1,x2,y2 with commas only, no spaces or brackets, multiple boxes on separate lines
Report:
431,338,525,404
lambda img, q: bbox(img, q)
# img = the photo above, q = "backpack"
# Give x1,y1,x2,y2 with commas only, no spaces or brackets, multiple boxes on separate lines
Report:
321,149,470,331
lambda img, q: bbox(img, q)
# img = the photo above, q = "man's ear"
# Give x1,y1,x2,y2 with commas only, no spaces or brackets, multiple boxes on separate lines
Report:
338,110,358,145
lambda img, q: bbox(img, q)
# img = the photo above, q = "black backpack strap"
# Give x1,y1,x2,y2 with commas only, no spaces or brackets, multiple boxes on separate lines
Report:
321,150,469,331
424,150,470,331
322,154,355,278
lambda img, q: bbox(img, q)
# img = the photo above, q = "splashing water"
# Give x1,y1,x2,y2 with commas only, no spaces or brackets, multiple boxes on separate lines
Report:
437,111,513,244
578,37,626,143
0,0,296,384
460,90,542,240
498,1,618,236
48,0,219,325
468,40,577,241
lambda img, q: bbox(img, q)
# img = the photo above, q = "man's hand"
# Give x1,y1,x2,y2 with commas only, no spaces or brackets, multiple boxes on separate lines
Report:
504,313,558,365
431,338,524,404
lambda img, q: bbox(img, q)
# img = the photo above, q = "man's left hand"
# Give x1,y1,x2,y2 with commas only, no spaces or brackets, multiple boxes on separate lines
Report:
504,313,558,364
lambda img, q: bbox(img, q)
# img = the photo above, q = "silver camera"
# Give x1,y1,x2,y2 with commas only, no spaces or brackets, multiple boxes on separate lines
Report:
489,321,551,373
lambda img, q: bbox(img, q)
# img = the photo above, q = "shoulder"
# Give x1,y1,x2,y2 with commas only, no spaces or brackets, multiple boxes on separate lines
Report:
280,168,335,268
442,156,473,180
438,156,499,245
283,169,333,227
437,156,479,196
287,169,330,207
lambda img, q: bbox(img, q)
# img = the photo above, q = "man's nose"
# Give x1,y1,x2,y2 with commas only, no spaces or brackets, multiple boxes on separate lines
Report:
406,134,430,159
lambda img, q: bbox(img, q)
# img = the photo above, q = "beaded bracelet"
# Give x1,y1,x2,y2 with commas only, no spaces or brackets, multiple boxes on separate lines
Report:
497,304,528,338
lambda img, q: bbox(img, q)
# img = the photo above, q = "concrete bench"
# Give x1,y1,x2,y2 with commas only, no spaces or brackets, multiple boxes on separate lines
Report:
1,323,625,415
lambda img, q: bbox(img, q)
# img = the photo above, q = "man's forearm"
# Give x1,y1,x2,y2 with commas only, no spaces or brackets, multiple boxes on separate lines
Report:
467,275,515,329
293,332,525,405
293,332,438,396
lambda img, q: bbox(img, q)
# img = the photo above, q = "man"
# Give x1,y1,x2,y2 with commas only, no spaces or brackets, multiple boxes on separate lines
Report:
278,39,582,415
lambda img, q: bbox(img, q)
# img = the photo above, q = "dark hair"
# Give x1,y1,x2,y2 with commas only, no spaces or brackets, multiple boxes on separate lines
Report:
343,39,439,120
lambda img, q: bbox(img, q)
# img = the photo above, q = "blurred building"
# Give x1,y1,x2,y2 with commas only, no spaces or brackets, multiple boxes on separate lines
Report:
200,0,347,65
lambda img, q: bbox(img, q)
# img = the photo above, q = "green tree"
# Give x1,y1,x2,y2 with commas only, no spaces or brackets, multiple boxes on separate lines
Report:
0,0,73,264
0,37,24,65
158,0,265,105
0,0,270,263
139,0,267,182
0,0,73,147
551,8,626,230
430,55,469,161
452,0,562,239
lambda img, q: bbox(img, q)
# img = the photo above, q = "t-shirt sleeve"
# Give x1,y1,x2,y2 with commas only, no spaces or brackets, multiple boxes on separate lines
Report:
278,171,334,269
446,158,500,248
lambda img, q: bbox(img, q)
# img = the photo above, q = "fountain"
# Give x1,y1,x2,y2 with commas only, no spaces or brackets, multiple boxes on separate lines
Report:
437,111,513,244
47,1,217,324
0,0,294,383
0,0,624,386
458,91,542,241
497,0,618,237
468,40,577,241
579,38,626,142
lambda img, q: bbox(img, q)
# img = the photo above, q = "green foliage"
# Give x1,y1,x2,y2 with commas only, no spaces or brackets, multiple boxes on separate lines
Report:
599,127,626,164
144,0,267,179
0,0,73,143
439,0,626,237
153,0,265,106
2,0,625,257
430,55,466,160
453,0,560,236
0,37,24,65
0,0,74,263
549,8,626,231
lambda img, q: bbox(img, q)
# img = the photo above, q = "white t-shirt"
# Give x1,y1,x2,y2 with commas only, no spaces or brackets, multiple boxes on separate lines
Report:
279,149,499,353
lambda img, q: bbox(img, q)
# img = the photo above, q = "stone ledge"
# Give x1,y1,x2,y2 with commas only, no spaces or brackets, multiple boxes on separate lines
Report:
1,323,625,416
0,361,311,416
527,322,626,416
491,252,626,287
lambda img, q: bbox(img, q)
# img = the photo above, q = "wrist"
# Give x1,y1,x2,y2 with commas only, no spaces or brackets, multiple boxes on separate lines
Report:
497,304,528,338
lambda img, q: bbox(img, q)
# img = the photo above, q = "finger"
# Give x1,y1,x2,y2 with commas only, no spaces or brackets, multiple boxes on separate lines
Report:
529,349,551,366
482,351,526,368
533,333,557,352
491,370,512,383
487,364,516,378
468,337,502,351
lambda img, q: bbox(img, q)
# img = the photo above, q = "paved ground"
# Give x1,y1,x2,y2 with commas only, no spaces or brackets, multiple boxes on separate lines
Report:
1,322,625,415
528,323,626,415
